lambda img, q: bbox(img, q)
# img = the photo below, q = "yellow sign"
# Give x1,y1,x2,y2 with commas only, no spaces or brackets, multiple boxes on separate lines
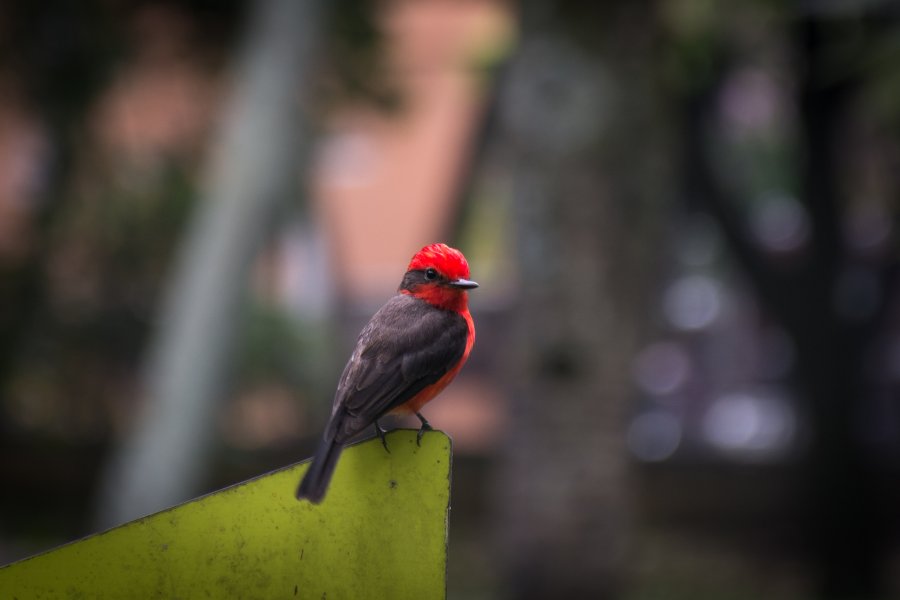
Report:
0,430,451,599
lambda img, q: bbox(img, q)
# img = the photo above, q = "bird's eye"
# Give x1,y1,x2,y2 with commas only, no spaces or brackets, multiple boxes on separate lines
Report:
424,268,438,280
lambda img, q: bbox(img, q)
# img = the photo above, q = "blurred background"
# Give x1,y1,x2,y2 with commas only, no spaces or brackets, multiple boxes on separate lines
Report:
1,0,900,598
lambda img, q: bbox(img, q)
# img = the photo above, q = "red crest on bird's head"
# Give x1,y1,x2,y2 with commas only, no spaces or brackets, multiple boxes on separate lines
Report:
407,243,471,281
401,243,477,311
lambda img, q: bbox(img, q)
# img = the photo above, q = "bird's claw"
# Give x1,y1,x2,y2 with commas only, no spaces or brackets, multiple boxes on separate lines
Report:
415,412,433,447
374,420,390,453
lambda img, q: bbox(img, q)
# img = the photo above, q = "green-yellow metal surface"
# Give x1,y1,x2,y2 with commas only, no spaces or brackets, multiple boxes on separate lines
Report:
0,429,451,599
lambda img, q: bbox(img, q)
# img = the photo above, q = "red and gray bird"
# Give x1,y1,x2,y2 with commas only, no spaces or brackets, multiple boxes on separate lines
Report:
296,242,477,503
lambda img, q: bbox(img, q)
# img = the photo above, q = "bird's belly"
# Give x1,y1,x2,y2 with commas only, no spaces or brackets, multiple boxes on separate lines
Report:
389,364,461,415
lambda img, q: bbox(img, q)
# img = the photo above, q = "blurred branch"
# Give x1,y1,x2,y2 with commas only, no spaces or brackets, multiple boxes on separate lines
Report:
93,0,325,528
682,87,798,329
445,61,508,242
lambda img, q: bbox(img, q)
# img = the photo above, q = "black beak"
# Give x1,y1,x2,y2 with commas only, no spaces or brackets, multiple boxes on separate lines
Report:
448,278,479,290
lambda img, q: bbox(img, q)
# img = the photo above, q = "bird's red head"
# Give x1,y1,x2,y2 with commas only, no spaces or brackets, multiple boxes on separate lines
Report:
400,243,478,311
407,243,472,281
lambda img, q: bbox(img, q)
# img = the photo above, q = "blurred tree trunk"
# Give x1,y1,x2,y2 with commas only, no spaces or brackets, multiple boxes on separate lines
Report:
492,1,670,597
94,0,323,528
792,16,890,597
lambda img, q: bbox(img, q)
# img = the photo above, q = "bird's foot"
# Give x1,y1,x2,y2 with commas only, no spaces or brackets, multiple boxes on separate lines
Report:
374,420,390,453
415,412,433,446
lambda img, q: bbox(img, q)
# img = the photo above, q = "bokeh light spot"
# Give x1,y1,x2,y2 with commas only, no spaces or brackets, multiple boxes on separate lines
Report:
632,341,692,395
702,391,795,459
627,410,682,462
663,275,722,331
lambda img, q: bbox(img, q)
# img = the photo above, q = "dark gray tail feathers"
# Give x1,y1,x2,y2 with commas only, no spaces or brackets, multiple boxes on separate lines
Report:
296,437,343,503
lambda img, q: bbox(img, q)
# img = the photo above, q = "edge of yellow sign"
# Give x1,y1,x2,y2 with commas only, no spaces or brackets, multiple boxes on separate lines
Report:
0,429,452,599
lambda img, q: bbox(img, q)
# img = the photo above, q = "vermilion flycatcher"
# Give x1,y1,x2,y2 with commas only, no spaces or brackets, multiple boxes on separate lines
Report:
296,243,477,503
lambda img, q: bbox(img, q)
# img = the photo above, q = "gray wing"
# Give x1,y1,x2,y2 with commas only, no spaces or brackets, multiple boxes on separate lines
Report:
325,294,468,444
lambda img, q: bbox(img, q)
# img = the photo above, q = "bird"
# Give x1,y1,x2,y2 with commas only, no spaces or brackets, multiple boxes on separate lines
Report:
296,242,477,503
